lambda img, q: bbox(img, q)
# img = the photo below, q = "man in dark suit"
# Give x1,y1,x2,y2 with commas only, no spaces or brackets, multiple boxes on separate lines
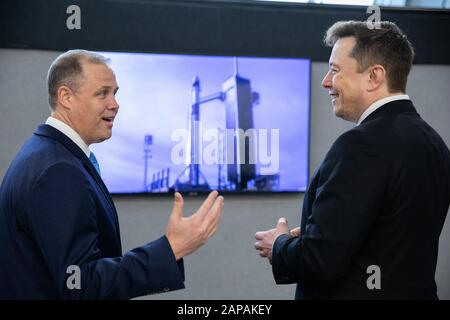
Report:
255,21,450,299
0,50,224,299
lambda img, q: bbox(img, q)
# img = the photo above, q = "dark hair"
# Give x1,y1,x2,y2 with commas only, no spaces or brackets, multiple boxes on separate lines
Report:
47,49,110,109
324,21,415,93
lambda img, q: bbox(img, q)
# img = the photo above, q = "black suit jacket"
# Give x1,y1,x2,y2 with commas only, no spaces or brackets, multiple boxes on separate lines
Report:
0,125,185,299
272,100,450,299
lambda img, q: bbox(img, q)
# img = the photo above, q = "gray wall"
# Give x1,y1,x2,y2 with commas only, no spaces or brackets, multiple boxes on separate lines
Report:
0,49,449,299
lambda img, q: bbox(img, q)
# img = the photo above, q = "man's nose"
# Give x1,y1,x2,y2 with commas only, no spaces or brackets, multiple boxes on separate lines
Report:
321,71,331,89
108,96,119,110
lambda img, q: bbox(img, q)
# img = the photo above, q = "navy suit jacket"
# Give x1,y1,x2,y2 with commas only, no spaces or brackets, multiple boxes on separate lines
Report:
0,124,185,299
272,100,450,299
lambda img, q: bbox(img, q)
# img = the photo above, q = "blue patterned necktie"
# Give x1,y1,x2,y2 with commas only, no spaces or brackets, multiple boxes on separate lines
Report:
89,152,101,176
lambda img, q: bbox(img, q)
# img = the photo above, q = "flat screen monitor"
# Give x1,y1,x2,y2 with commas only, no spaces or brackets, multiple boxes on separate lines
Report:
91,51,310,193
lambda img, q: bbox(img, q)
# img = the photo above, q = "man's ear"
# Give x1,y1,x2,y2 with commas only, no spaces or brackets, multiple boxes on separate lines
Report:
57,85,74,110
367,65,386,92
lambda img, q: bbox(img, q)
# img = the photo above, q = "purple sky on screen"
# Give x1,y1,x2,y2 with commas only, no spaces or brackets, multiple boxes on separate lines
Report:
91,52,310,193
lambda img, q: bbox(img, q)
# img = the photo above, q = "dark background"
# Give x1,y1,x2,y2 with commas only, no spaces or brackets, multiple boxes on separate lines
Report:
1,0,449,64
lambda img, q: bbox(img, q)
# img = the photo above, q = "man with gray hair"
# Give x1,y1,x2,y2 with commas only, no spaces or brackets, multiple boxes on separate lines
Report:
0,50,224,299
255,21,450,299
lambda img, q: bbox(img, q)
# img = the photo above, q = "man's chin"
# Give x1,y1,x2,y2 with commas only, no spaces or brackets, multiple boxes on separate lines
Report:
334,108,356,123
333,106,349,121
94,133,112,144
333,105,342,117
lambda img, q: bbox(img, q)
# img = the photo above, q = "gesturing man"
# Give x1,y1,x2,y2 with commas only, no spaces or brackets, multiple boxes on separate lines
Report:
0,50,224,299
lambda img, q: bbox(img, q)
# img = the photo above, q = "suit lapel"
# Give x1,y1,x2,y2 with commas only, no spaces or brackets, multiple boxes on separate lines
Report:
34,125,121,239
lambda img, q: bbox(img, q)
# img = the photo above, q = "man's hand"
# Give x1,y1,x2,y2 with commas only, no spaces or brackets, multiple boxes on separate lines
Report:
166,191,224,260
254,217,289,264
290,227,301,237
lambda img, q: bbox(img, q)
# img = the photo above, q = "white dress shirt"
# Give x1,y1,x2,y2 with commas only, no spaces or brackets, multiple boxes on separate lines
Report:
45,117,90,157
357,94,410,125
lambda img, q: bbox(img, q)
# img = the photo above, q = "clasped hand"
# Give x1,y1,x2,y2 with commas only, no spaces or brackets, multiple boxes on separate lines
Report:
254,218,300,264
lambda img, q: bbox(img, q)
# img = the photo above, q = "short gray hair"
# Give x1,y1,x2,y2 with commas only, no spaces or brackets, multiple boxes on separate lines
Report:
47,49,110,109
